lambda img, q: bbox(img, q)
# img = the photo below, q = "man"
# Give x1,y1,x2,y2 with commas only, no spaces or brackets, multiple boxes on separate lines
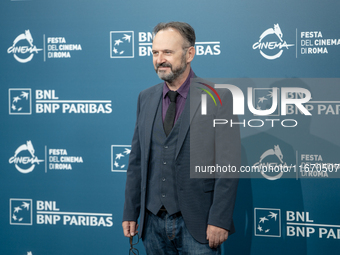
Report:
122,22,240,254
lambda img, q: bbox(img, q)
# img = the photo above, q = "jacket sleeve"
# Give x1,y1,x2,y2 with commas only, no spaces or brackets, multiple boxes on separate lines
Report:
207,89,241,233
122,93,142,222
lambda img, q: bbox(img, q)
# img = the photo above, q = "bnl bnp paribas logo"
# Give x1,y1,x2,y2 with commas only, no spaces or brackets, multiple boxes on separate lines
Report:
255,208,340,240
9,89,112,115
10,199,33,225
254,208,281,237
110,31,134,58
9,89,32,115
7,30,42,63
9,141,44,174
110,30,221,58
10,199,113,227
252,24,294,60
111,145,131,172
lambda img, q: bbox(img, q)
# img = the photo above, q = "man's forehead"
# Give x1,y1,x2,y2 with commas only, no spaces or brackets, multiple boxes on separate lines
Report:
152,29,184,49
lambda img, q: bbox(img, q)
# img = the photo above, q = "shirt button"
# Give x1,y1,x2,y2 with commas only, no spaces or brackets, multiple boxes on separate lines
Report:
162,177,166,182
162,194,166,198
163,161,167,165
164,146,168,149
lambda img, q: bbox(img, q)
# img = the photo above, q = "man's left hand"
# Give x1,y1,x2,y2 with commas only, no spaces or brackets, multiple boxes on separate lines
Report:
206,224,229,248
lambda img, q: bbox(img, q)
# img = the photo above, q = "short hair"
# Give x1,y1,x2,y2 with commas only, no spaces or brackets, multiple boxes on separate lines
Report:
153,21,196,48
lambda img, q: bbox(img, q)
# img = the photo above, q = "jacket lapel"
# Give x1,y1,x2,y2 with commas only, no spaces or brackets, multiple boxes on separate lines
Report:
175,78,202,159
144,83,163,161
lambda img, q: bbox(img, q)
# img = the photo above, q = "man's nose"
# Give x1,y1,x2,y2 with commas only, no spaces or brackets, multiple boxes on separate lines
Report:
155,53,166,64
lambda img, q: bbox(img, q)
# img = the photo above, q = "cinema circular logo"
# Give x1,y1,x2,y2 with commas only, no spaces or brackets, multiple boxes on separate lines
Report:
7,30,42,63
9,141,44,174
253,145,288,180
252,24,294,60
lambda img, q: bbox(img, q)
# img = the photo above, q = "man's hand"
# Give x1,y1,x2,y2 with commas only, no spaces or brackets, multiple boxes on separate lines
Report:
122,221,139,237
206,224,229,248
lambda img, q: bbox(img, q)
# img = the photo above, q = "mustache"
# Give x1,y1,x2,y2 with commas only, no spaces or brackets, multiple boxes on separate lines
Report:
156,62,172,69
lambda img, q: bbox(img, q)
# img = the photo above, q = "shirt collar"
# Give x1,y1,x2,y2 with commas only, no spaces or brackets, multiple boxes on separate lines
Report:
163,68,195,99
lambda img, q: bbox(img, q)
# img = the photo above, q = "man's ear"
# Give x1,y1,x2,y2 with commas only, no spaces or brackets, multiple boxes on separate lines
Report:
186,46,195,63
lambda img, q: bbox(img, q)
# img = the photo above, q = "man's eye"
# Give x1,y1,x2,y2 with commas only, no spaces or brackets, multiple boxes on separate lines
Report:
165,51,171,55
152,52,158,56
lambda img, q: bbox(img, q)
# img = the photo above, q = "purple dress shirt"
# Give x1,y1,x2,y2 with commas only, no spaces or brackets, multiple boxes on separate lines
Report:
162,68,195,124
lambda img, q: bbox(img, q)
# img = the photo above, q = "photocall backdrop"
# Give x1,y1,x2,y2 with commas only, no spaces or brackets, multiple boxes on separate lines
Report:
1,0,340,254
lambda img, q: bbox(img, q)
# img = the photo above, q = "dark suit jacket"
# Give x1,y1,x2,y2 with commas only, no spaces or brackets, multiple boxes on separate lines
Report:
123,77,241,243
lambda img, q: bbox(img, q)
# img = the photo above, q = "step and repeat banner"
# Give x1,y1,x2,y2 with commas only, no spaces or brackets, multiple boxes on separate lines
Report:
1,0,340,254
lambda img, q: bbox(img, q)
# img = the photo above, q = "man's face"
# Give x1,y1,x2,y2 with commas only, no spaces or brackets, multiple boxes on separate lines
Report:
152,29,188,83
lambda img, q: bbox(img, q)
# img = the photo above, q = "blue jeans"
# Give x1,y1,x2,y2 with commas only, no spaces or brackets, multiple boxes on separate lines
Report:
143,210,221,255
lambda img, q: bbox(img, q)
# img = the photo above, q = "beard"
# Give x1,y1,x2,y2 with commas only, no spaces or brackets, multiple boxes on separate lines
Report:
155,56,187,83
